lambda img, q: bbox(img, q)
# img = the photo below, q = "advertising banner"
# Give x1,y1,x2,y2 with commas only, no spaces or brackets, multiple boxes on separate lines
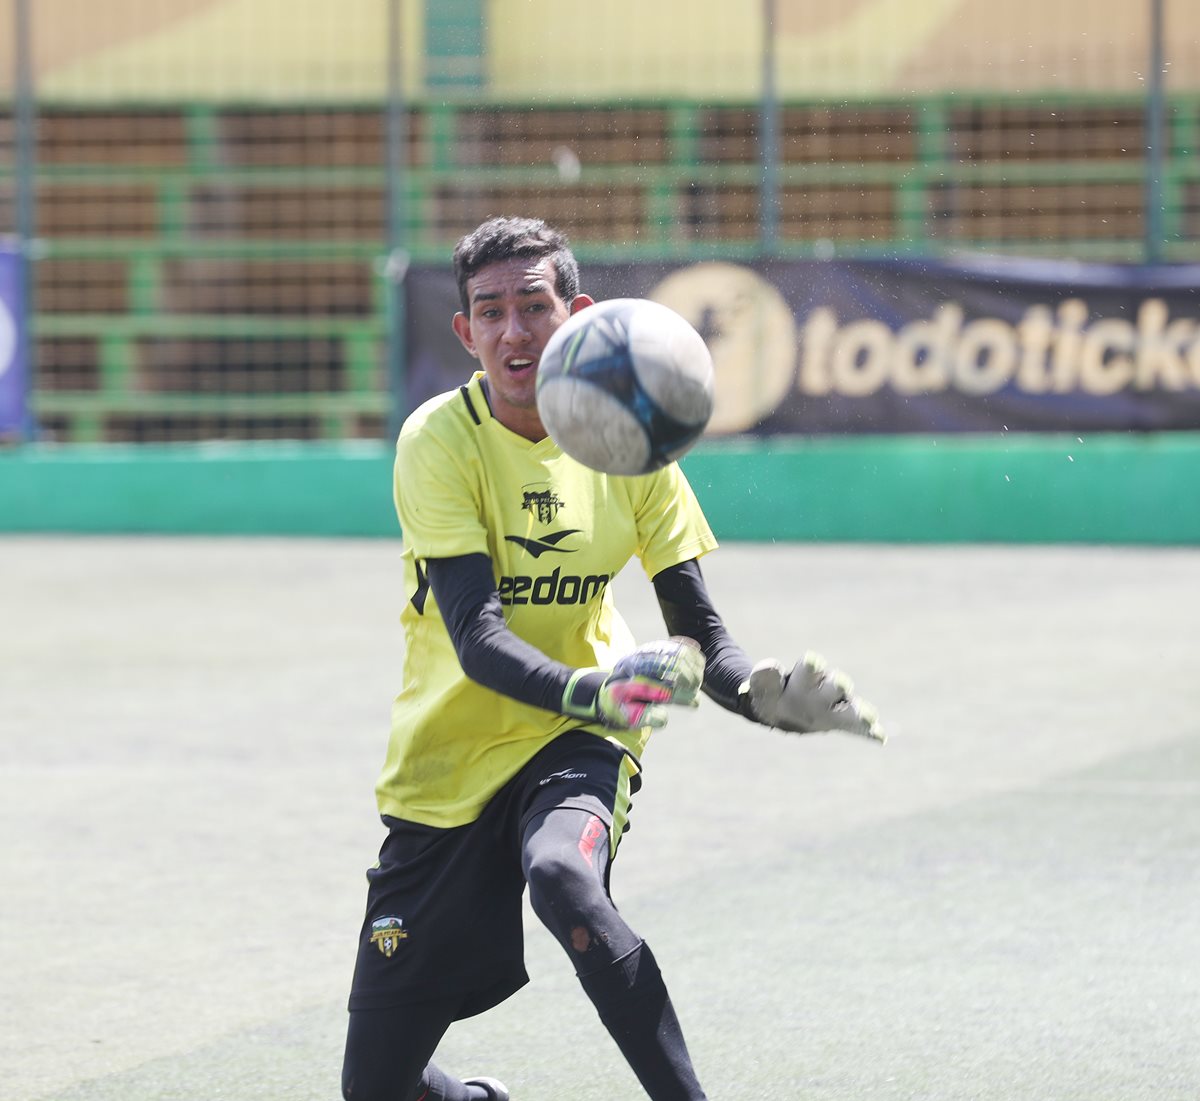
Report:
0,246,29,437
406,256,1200,436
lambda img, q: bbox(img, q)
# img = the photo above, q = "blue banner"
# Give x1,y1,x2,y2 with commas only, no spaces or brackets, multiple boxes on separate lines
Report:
0,246,28,437
407,256,1200,435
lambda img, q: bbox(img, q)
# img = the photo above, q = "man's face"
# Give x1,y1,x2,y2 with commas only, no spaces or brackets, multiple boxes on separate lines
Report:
452,256,592,441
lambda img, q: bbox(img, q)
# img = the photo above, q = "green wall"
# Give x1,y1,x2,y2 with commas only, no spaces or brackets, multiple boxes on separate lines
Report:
1,434,1197,544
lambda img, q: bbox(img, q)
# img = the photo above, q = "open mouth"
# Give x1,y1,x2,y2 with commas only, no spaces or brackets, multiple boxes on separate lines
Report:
507,357,535,374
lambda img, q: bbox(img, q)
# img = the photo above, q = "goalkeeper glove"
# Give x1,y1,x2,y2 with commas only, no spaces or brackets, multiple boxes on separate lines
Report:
562,638,706,731
739,652,885,743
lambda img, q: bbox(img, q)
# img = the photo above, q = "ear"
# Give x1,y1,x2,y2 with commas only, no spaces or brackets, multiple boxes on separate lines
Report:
569,294,595,316
451,312,478,358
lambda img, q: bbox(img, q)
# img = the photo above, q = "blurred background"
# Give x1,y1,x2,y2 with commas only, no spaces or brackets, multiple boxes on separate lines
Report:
0,0,1197,539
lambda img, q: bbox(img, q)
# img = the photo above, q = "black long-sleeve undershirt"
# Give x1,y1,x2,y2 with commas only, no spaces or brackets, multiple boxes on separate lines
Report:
428,553,569,713
425,554,755,719
653,558,755,714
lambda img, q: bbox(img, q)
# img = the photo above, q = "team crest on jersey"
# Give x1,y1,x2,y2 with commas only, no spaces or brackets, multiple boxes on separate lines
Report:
521,482,565,524
370,916,409,957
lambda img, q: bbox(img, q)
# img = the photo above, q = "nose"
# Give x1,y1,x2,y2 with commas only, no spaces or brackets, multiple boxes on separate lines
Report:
501,310,531,344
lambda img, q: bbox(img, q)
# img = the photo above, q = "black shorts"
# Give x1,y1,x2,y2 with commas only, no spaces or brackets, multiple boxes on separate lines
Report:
347,730,641,1018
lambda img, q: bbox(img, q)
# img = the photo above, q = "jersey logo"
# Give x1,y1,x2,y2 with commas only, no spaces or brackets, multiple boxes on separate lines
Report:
505,529,581,558
521,484,565,524
498,568,610,607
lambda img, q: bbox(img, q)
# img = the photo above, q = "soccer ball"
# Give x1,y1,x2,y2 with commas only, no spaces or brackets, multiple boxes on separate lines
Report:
536,298,715,476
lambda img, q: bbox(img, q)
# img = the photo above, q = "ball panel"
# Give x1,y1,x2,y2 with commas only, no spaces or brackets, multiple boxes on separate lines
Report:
625,300,715,429
536,297,715,476
558,310,626,378
537,375,652,477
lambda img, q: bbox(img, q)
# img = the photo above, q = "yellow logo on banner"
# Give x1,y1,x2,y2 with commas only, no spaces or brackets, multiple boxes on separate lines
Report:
650,263,797,436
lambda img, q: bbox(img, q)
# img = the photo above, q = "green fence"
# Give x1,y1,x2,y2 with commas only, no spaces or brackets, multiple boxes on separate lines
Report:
4,93,1199,446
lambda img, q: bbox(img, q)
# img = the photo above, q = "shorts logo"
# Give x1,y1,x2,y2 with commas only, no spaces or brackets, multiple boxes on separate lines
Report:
539,767,588,786
370,916,409,957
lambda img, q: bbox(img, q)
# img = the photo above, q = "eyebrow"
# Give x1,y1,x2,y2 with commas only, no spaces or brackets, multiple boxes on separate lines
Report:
470,281,552,304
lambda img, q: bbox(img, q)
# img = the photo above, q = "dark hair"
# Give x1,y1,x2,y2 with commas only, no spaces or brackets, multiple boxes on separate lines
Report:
452,216,581,314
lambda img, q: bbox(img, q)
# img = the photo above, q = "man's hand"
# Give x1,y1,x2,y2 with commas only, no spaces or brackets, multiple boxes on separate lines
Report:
739,652,884,743
562,638,706,731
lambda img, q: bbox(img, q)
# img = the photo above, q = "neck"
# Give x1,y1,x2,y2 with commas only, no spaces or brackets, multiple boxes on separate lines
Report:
480,377,546,442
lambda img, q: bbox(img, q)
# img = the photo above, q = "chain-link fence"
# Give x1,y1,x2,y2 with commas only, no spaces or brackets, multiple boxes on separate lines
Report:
1,0,1196,444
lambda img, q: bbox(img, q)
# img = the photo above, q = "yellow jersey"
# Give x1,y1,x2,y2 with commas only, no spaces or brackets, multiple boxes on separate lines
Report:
375,371,718,827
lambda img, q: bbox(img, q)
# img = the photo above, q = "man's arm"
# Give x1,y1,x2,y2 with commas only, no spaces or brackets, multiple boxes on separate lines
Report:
651,558,754,715
426,554,704,730
653,559,884,742
428,553,569,712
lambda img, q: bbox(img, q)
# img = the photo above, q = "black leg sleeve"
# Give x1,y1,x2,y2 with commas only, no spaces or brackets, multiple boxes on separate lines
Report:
522,805,641,973
578,941,708,1101
521,807,707,1101
342,1001,472,1101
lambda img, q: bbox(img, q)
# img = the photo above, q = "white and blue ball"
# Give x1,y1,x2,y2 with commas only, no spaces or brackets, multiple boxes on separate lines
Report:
536,298,714,476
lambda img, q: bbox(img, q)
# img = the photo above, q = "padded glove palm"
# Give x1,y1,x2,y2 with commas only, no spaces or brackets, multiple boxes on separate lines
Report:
739,652,884,743
563,638,706,731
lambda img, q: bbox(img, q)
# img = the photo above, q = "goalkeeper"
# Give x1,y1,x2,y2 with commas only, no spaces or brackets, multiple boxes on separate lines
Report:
341,216,882,1101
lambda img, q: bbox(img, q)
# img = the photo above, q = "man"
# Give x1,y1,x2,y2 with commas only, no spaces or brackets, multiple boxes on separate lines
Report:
342,216,882,1101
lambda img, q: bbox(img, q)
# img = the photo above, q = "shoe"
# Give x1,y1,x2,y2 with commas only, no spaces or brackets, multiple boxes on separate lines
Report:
463,1076,510,1101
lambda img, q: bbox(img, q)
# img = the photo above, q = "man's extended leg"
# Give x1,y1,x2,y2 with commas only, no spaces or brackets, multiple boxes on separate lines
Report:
522,806,708,1101
342,1001,506,1101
